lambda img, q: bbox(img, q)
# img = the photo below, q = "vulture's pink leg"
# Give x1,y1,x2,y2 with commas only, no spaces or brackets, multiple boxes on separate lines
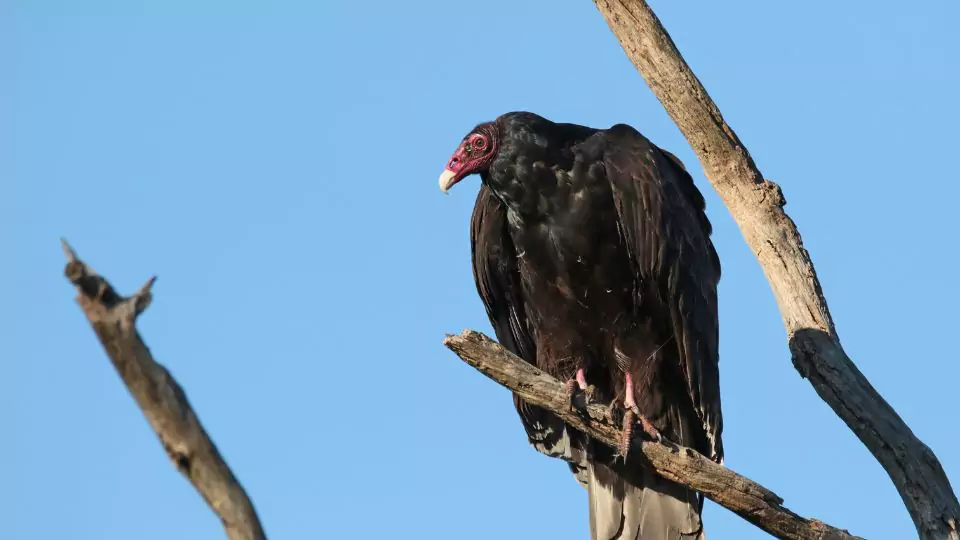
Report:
620,372,662,458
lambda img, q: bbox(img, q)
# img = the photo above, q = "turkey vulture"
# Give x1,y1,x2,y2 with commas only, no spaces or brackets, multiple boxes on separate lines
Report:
440,112,723,540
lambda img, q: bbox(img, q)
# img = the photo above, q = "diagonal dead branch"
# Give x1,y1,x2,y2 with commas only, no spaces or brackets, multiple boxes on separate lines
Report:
589,1,960,538
62,239,266,540
445,329,860,540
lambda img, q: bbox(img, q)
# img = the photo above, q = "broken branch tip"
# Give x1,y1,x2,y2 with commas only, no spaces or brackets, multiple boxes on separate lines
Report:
60,238,77,262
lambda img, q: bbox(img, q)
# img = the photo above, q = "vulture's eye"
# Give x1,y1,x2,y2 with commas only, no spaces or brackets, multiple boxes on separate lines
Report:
474,137,486,149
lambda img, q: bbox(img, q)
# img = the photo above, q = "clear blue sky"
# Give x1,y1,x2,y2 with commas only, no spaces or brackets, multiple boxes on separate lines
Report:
5,1,959,538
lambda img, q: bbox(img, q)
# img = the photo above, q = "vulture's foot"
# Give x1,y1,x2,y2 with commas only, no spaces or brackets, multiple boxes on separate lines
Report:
619,373,662,458
564,368,594,413
620,408,662,457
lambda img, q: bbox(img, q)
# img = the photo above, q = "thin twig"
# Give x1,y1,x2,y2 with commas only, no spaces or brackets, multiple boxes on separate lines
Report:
62,239,267,540
444,329,860,540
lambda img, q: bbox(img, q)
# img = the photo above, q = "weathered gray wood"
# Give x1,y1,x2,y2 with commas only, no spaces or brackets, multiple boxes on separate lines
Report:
590,1,960,538
62,240,266,540
445,329,860,540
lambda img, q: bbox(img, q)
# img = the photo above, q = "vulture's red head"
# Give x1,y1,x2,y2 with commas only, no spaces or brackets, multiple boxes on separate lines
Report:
439,122,500,193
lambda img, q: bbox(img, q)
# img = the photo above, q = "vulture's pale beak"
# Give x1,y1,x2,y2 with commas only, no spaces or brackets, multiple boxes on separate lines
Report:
438,169,458,193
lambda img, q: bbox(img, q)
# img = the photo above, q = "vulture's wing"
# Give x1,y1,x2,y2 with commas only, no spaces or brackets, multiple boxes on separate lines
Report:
470,184,536,365
470,184,585,470
599,125,724,463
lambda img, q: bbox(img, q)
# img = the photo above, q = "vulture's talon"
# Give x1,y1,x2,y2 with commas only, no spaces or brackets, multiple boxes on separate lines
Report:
564,379,580,410
620,406,662,457
635,410,662,443
564,368,591,413
583,384,596,403
620,409,636,457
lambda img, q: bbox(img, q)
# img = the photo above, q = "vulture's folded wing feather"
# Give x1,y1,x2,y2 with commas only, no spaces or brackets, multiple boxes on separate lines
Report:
598,125,724,463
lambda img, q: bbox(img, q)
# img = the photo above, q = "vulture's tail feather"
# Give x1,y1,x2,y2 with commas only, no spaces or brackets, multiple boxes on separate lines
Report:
585,459,704,540
515,400,705,539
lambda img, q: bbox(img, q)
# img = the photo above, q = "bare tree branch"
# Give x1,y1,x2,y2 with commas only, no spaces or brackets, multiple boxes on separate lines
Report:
444,329,860,540
589,1,960,538
61,239,267,540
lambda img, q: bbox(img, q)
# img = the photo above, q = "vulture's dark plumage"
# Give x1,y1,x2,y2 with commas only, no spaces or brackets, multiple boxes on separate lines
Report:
440,111,723,540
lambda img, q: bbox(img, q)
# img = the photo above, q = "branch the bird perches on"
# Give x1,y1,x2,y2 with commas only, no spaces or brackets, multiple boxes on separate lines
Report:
61,240,266,540
444,329,859,540
588,0,960,538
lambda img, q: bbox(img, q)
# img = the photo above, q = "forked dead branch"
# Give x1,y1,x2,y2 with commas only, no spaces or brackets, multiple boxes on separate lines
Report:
588,0,960,538
61,240,266,540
